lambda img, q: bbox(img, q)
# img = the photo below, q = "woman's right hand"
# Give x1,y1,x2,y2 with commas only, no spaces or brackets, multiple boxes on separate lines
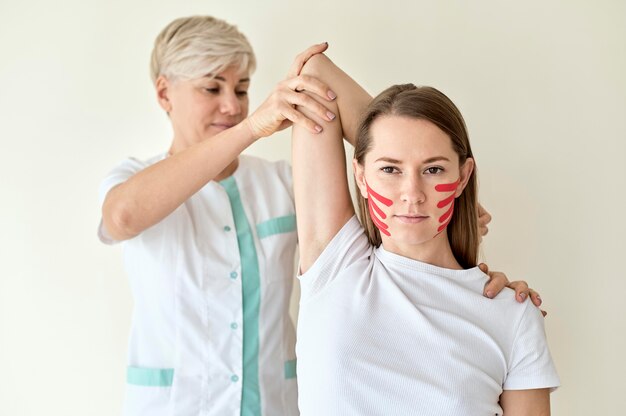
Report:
244,43,338,139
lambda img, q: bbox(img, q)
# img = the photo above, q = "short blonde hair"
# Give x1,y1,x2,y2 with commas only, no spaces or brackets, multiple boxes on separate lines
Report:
150,15,256,84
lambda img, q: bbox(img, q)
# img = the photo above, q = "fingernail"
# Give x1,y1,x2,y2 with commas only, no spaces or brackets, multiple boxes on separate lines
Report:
315,125,323,133
327,90,337,100
327,111,336,121
322,41,328,46
520,293,527,301
485,290,493,299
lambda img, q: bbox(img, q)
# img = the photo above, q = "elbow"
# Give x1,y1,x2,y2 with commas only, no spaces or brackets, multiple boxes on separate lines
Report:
300,52,334,78
102,198,140,242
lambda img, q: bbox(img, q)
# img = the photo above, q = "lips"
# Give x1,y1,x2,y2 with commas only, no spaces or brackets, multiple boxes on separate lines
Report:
394,215,429,224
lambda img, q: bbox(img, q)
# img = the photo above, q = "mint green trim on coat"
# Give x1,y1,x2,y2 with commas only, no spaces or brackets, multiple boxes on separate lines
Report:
221,176,262,416
126,367,174,387
284,359,297,379
256,214,296,239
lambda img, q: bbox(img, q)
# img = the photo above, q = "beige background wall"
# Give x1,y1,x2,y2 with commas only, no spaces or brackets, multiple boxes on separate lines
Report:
1,0,624,414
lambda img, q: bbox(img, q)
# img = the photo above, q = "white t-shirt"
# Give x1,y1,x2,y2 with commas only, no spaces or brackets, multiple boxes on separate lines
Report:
99,154,299,416
296,216,559,416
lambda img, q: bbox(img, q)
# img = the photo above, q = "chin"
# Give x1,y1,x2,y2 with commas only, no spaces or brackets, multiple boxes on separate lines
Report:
386,228,438,246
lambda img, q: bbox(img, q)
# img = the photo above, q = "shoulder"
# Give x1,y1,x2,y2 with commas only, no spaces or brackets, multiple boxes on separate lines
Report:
299,216,372,297
98,153,165,205
504,297,560,390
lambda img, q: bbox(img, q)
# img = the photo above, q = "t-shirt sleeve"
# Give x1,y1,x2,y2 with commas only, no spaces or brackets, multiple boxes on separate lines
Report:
97,158,145,245
298,215,372,299
504,301,561,391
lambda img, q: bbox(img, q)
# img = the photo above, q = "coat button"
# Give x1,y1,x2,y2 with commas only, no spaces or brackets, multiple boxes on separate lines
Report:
231,374,239,382
224,225,232,232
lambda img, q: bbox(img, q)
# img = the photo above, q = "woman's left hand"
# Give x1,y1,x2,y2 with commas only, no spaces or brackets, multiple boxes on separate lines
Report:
479,263,546,316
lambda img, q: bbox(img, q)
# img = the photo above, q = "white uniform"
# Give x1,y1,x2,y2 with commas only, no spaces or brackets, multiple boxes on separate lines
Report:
98,154,299,416
296,216,560,416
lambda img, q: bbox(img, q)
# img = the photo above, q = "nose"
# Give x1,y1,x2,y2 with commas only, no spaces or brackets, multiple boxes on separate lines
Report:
219,91,242,116
400,175,426,205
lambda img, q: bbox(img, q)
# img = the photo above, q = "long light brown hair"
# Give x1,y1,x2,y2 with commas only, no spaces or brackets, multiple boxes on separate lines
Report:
354,84,479,269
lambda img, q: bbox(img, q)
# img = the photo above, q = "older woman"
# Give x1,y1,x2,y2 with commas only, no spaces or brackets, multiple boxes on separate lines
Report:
98,15,537,416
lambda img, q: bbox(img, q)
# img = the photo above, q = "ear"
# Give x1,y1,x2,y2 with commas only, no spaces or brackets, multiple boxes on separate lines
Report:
353,159,368,199
155,75,172,113
455,157,475,197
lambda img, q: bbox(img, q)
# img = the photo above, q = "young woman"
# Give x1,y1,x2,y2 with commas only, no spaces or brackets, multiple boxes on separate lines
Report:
98,15,539,416
292,54,559,415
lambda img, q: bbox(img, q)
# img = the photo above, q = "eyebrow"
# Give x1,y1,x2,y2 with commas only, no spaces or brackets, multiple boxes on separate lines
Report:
210,75,250,84
422,156,450,164
374,157,402,164
374,156,450,164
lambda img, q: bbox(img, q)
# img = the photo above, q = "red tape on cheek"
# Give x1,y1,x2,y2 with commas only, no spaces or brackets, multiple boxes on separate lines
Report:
434,179,460,235
437,200,454,232
435,180,460,192
439,200,454,224
365,180,392,236
366,182,393,207
437,192,456,209
369,201,391,236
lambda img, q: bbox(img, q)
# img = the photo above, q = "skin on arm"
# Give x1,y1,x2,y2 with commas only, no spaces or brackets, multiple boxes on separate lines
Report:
292,53,372,272
102,44,336,242
102,124,258,241
500,388,551,416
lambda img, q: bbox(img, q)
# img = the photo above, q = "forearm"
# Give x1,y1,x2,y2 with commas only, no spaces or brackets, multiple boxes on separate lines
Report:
102,121,256,240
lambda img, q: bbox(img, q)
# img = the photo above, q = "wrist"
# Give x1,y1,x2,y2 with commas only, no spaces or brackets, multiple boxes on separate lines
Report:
241,117,262,142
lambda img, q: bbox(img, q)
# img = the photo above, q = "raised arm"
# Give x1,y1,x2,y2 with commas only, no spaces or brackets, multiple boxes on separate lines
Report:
292,54,372,272
102,44,336,241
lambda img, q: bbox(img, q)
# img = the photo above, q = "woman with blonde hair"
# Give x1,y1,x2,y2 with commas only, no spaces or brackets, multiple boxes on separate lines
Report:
98,16,337,416
98,15,539,416
292,54,558,415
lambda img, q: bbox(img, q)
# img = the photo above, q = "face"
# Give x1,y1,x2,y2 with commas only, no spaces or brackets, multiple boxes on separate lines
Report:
354,115,474,250
157,65,250,150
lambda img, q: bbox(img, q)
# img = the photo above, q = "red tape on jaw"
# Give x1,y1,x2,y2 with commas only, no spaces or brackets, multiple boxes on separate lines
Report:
368,201,391,236
435,179,460,235
366,182,392,207
366,180,392,236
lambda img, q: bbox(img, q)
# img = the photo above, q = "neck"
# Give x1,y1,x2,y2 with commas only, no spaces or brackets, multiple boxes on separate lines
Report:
381,232,462,270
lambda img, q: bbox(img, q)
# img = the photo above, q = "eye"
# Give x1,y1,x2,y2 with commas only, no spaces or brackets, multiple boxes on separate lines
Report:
204,87,220,94
235,90,248,97
424,166,444,175
380,166,399,174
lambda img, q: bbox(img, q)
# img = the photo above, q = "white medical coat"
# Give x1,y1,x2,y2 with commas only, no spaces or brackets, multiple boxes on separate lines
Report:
99,154,299,416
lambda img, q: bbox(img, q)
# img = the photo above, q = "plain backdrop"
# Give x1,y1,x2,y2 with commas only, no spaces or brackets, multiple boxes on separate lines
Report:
1,0,625,414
